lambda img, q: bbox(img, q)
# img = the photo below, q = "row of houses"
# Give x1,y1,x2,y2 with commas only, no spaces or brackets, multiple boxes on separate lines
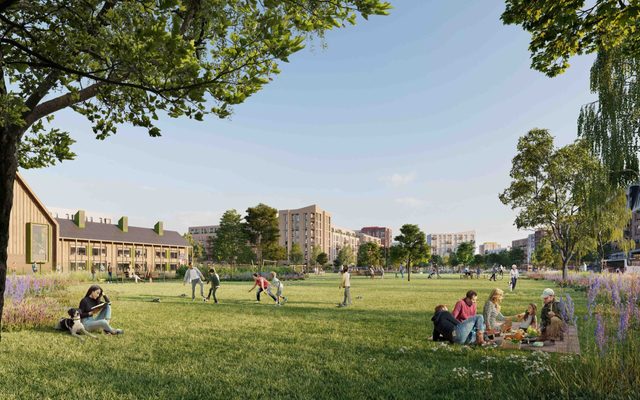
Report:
8,174,189,274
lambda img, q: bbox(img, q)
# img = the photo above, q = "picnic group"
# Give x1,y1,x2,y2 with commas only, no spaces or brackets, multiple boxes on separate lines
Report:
431,285,567,346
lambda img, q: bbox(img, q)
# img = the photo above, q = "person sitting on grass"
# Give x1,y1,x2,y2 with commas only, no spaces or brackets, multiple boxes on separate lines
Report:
452,290,477,322
431,304,486,345
79,284,123,335
515,303,538,332
482,288,518,334
539,288,566,341
249,273,277,303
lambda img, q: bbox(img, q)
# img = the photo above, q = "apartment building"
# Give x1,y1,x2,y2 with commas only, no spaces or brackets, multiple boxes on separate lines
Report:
278,204,332,263
427,230,476,257
359,226,392,248
331,226,359,261
188,224,219,259
479,242,501,255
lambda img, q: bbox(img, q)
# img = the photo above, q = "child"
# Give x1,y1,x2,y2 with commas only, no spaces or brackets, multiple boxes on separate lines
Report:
207,267,221,303
249,273,277,303
270,271,287,306
516,303,538,331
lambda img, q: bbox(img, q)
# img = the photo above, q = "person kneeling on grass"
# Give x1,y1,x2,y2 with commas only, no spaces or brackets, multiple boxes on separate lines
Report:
249,273,277,303
79,284,123,335
431,304,486,345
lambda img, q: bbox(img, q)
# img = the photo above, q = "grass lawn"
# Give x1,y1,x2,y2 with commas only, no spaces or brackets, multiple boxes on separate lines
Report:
0,273,606,399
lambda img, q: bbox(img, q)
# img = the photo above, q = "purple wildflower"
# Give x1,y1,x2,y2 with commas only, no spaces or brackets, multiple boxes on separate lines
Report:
595,314,606,355
618,303,631,342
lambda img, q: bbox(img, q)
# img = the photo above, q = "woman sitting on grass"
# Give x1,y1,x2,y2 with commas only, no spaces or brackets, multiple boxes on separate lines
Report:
482,288,518,334
79,284,123,335
515,303,538,332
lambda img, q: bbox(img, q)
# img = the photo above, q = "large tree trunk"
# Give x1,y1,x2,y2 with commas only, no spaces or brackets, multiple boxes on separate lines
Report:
0,127,20,340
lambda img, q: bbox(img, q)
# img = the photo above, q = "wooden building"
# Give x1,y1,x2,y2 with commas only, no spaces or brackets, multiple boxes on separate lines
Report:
8,174,58,274
8,174,190,275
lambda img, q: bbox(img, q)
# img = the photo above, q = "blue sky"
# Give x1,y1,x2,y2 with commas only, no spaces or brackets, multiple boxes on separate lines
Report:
21,0,597,248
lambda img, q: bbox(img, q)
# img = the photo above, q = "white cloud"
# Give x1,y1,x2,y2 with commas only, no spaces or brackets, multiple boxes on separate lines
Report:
381,172,416,187
394,197,426,207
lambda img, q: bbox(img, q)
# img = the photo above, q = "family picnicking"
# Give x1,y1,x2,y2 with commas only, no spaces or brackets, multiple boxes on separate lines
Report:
431,287,567,349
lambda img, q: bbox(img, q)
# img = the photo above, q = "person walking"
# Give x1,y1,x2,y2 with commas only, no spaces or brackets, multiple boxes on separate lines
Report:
206,267,221,303
489,265,497,281
338,265,351,307
509,265,519,292
183,263,206,301
107,264,113,284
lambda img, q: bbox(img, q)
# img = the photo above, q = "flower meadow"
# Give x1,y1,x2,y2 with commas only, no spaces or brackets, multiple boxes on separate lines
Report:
2,274,70,331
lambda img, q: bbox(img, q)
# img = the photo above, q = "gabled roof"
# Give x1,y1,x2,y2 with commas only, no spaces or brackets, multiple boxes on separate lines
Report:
15,173,59,229
56,218,189,247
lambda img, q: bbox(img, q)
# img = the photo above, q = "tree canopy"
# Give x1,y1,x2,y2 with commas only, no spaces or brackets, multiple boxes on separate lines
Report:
210,209,252,264
455,241,475,267
501,0,640,77
357,241,382,267
244,203,279,267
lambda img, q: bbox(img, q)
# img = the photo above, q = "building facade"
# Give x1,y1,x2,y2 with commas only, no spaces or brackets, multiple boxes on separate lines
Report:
359,226,392,248
57,212,189,274
278,204,332,263
188,225,219,259
331,226,359,262
7,174,190,275
479,242,501,255
7,174,59,274
427,230,476,257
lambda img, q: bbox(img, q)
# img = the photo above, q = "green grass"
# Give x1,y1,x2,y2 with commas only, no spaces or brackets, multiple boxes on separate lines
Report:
0,274,628,399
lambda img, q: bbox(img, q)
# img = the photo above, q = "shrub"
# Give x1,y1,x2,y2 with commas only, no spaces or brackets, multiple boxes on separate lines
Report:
175,265,188,279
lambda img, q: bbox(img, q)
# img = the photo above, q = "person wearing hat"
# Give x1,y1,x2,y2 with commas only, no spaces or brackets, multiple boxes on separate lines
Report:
539,288,565,341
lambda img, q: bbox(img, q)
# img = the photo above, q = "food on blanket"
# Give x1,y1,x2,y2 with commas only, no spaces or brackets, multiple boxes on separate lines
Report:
526,326,539,337
531,341,544,347
514,331,524,341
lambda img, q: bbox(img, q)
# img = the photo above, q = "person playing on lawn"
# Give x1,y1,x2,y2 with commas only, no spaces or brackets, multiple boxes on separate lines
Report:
183,263,206,301
338,265,351,307
432,304,486,345
206,267,221,303
249,273,277,303
451,290,477,322
270,271,287,305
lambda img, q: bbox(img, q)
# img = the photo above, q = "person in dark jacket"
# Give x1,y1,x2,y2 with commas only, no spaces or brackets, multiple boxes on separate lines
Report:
431,304,486,345
79,284,123,335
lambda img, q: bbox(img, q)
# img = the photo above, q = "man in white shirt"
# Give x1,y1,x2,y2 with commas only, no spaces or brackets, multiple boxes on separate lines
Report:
183,263,206,301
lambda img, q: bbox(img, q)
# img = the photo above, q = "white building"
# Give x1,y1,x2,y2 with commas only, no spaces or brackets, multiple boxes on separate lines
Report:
427,230,476,257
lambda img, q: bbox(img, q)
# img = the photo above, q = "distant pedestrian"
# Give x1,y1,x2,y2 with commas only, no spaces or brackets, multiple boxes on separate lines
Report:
338,265,351,307
399,265,405,279
369,266,375,279
509,265,519,291
183,263,206,301
207,267,220,303
107,264,113,283
31,262,38,274
379,267,384,279
489,265,497,281
90,264,96,281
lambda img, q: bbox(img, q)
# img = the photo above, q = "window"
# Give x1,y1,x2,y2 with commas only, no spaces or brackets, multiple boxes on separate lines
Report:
92,247,106,257
117,248,131,257
70,246,86,256
170,264,178,271
170,251,178,259
70,261,86,271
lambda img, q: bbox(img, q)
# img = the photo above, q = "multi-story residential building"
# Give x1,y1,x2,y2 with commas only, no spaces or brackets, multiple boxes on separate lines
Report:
479,242,501,255
278,204,332,263
485,246,510,255
8,174,189,275
188,225,219,259
512,230,547,264
427,230,476,257
359,226,392,248
331,226,359,262
356,231,382,247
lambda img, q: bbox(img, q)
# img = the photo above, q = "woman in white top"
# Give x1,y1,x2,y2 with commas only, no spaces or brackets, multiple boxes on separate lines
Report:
338,265,351,307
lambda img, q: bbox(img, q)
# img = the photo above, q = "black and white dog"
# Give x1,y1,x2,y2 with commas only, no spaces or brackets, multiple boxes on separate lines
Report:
56,308,97,340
